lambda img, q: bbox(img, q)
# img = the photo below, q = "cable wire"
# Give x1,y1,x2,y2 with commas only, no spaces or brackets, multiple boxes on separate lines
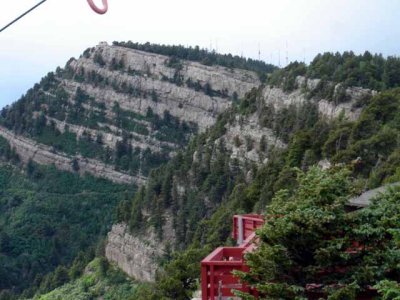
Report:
0,0,48,34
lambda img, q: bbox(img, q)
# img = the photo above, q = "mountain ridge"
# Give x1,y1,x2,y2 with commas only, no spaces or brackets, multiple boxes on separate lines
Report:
0,42,265,183
2,47,400,300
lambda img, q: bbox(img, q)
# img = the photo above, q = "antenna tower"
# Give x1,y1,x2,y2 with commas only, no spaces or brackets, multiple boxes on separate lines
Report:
285,41,289,65
278,49,281,67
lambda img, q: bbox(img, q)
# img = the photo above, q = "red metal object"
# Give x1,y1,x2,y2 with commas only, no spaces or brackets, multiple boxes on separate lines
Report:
201,215,264,300
232,214,264,244
201,247,251,299
201,215,378,299
87,0,108,14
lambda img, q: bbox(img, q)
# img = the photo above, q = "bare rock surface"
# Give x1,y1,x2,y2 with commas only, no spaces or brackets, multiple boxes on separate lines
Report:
0,126,145,185
105,223,161,282
68,44,261,131
262,76,376,121
105,217,175,282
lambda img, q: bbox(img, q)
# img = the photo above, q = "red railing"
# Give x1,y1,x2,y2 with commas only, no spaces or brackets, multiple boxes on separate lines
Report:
232,214,264,245
201,214,263,300
201,247,254,299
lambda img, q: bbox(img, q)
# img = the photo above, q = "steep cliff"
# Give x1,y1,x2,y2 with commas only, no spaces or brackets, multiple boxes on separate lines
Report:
109,75,383,288
0,43,263,182
262,76,376,121
105,224,162,282
0,126,143,185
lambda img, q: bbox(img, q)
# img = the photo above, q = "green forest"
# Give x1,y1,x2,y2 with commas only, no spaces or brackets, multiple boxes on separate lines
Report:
236,167,400,299
268,51,400,96
117,70,400,299
0,136,136,299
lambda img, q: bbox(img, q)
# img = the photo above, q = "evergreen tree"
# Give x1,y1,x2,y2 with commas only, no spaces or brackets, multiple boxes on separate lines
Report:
236,167,400,299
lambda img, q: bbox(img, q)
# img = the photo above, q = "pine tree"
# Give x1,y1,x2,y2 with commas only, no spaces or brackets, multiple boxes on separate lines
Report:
236,167,400,299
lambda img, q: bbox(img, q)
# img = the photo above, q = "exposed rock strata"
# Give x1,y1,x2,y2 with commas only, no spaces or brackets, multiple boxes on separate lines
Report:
68,44,261,131
105,218,175,282
96,44,259,98
219,114,286,164
46,116,173,154
0,126,144,185
262,76,376,121
105,223,161,282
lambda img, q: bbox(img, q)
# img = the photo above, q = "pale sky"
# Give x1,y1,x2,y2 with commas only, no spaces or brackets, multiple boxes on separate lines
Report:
1,0,400,108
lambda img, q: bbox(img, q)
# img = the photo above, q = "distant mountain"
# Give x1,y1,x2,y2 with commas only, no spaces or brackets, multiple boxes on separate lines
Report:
0,42,267,184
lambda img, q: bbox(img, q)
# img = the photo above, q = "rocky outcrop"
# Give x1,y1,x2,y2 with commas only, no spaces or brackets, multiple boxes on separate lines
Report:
1,43,261,183
96,44,259,98
211,76,376,167
262,76,376,121
46,116,174,154
105,217,175,282
0,126,144,185
62,78,227,132
105,223,161,282
68,44,261,131
218,114,286,164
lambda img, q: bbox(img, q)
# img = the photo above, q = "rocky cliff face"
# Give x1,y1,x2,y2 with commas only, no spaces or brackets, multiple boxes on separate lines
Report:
262,76,376,121
105,223,161,281
0,43,261,182
68,44,260,131
0,126,144,185
102,75,379,283
208,76,376,168
105,217,175,282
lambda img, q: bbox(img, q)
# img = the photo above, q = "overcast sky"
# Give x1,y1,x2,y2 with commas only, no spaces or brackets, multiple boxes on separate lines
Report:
1,0,400,108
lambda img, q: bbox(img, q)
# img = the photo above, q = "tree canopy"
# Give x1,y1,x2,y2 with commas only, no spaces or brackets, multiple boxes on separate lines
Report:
236,167,400,299
267,52,400,95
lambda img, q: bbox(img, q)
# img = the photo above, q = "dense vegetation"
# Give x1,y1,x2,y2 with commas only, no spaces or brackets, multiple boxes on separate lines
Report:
268,51,400,97
113,41,277,77
0,76,195,177
119,83,400,299
32,258,139,300
2,49,400,300
0,136,136,299
236,167,400,299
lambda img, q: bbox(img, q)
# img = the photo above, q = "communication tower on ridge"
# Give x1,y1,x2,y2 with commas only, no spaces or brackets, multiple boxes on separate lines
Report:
278,49,281,67
286,41,289,65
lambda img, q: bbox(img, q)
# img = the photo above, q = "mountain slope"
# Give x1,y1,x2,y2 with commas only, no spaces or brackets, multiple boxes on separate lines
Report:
3,49,400,300
32,258,139,300
0,43,274,300
105,74,376,282
0,43,269,184
0,136,136,298
106,53,400,300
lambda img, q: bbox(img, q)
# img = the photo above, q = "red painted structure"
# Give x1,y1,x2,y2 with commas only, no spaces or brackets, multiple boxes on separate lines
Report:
232,214,264,245
201,214,264,300
200,214,377,300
